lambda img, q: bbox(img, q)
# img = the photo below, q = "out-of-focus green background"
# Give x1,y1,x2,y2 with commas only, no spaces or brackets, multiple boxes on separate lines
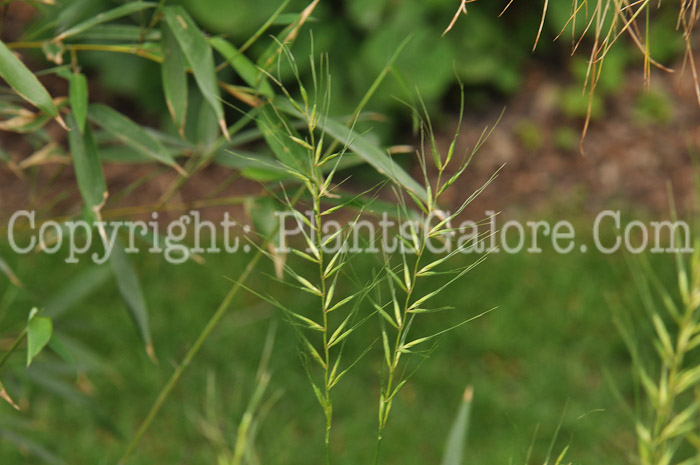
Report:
0,0,696,463
0,227,657,464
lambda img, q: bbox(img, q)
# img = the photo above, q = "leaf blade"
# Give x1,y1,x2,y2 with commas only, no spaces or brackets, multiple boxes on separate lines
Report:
109,237,154,360
55,2,157,41
27,309,53,367
69,72,88,133
161,21,188,134
441,386,473,465
66,113,107,213
210,37,274,98
278,100,427,200
0,40,58,116
162,6,226,136
88,103,181,172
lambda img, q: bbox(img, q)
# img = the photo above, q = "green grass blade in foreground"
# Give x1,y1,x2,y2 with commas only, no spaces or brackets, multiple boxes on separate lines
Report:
109,237,154,360
0,40,58,117
54,2,158,41
277,99,428,202
441,386,473,465
88,104,184,174
162,6,227,137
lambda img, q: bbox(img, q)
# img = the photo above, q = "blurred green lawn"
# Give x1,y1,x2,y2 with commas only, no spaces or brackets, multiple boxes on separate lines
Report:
0,226,667,464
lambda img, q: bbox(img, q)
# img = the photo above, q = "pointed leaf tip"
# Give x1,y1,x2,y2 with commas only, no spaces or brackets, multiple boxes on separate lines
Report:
27,310,53,367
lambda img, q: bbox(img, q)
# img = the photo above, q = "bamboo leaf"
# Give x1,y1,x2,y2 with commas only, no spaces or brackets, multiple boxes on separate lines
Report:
161,21,188,134
88,104,183,173
257,104,310,174
72,24,161,42
0,40,58,117
162,6,227,137
27,308,53,367
109,237,154,361
45,266,112,318
245,196,286,277
68,72,88,133
278,99,427,201
66,113,107,213
210,37,274,98
48,335,75,368
55,2,157,41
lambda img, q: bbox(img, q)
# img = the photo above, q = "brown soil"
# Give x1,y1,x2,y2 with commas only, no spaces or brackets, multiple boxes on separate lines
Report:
437,61,700,220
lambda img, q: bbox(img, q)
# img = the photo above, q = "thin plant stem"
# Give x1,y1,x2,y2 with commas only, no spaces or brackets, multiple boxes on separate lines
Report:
118,188,304,464
0,328,26,374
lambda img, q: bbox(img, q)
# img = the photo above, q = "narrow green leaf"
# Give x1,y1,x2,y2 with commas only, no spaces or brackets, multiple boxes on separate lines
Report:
88,104,183,173
161,21,188,134
48,336,75,368
109,237,154,360
162,6,227,137
278,99,427,201
257,104,309,174
0,40,58,117
67,113,107,213
71,24,161,42
441,386,473,465
329,342,375,390
27,309,53,367
246,196,283,243
214,151,289,181
54,2,157,41
210,37,275,98
45,266,112,318
69,73,88,133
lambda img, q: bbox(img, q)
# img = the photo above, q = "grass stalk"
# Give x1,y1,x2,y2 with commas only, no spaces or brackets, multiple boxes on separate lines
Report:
118,188,304,464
